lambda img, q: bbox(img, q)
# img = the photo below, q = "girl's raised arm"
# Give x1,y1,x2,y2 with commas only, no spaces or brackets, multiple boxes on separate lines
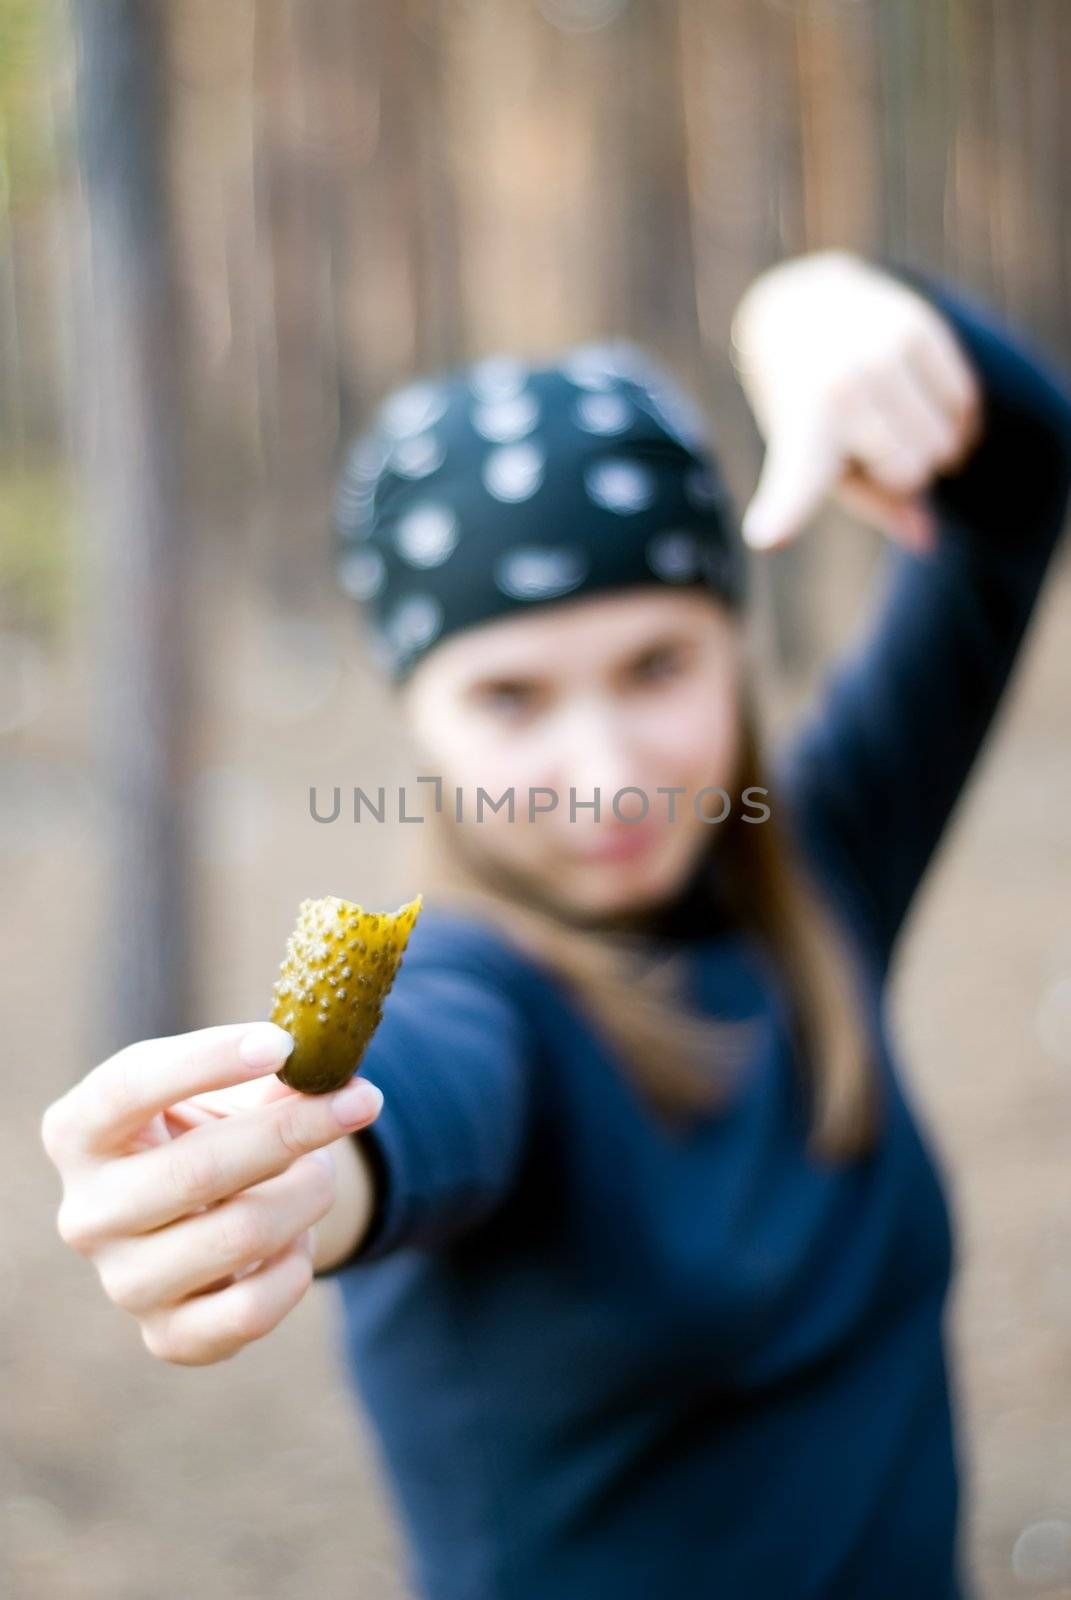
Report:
750,259,1071,973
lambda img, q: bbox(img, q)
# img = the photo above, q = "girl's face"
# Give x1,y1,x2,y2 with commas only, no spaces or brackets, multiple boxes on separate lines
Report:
399,587,745,920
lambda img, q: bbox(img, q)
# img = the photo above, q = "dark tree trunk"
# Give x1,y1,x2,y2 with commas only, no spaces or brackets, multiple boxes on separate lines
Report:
74,0,192,1051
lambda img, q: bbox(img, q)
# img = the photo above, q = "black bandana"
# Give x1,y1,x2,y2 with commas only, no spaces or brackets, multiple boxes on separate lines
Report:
334,340,748,681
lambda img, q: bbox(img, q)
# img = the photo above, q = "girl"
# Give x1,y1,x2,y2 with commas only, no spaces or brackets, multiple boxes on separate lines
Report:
42,251,1071,1599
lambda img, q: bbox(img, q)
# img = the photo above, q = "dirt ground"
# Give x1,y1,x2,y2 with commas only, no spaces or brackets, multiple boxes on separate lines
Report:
4,548,1070,1600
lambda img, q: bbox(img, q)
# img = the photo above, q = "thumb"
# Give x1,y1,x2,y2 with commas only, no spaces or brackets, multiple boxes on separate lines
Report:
742,419,841,550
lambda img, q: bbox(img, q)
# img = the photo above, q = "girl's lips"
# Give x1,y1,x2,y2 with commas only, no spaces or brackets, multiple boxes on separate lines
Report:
571,826,659,864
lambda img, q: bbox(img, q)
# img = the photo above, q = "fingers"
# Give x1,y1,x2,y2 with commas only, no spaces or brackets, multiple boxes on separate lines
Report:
831,351,979,553
137,1233,315,1366
58,1075,383,1248
845,368,966,492
835,472,937,556
92,1151,337,1316
742,419,842,549
733,256,988,560
906,314,983,450
43,1022,296,1164
190,1074,298,1118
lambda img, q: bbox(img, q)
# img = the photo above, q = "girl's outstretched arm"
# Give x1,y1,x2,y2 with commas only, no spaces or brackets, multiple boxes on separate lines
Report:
314,928,537,1276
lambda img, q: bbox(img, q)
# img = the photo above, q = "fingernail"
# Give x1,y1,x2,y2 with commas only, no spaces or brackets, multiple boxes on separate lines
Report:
239,1022,294,1071
330,1078,384,1127
312,1146,335,1172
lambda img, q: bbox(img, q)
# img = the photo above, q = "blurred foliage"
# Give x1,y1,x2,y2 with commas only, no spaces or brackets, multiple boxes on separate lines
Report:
0,458,75,633
0,0,73,642
0,0,69,214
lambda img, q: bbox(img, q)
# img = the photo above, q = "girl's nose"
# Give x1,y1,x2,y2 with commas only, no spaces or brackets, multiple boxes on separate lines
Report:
552,704,644,819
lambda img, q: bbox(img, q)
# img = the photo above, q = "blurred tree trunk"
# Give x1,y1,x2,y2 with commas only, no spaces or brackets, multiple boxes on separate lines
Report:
73,0,192,1050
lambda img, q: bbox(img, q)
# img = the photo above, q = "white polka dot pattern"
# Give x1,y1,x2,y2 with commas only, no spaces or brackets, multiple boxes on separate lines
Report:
483,442,546,502
495,547,589,600
562,347,618,391
563,339,654,389
338,547,387,600
385,594,445,653
389,431,446,479
469,356,528,402
393,503,460,568
335,435,390,531
378,382,449,439
646,530,702,582
573,391,633,435
584,457,657,513
472,392,541,443
685,464,723,511
337,340,745,678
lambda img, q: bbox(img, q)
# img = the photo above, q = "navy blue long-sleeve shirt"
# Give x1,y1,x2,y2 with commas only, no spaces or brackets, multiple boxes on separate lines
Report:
318,274,1071,1600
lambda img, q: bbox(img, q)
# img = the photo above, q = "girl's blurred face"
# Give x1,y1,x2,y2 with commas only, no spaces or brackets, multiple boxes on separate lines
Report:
399,587,745,920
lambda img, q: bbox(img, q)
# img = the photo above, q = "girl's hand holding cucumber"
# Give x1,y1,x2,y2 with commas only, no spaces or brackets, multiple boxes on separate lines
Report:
39,1021,384,1365
41,894,422,1362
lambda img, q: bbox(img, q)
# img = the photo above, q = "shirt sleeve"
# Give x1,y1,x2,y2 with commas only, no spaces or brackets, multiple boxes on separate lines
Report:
770,265,1071,978
313,951,537,1274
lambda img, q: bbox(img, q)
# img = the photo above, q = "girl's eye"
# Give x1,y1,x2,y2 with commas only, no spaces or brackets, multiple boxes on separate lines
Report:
630,647,685,684
480,682,540,716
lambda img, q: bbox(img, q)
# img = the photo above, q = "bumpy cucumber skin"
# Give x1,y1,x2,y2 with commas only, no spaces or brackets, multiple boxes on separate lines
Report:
269,893,423,1094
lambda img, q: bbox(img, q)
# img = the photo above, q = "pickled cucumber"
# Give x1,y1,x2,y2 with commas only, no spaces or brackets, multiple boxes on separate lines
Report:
269,893,423,1093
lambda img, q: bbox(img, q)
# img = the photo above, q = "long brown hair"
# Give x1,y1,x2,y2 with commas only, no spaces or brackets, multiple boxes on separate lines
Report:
398,675,883,1164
